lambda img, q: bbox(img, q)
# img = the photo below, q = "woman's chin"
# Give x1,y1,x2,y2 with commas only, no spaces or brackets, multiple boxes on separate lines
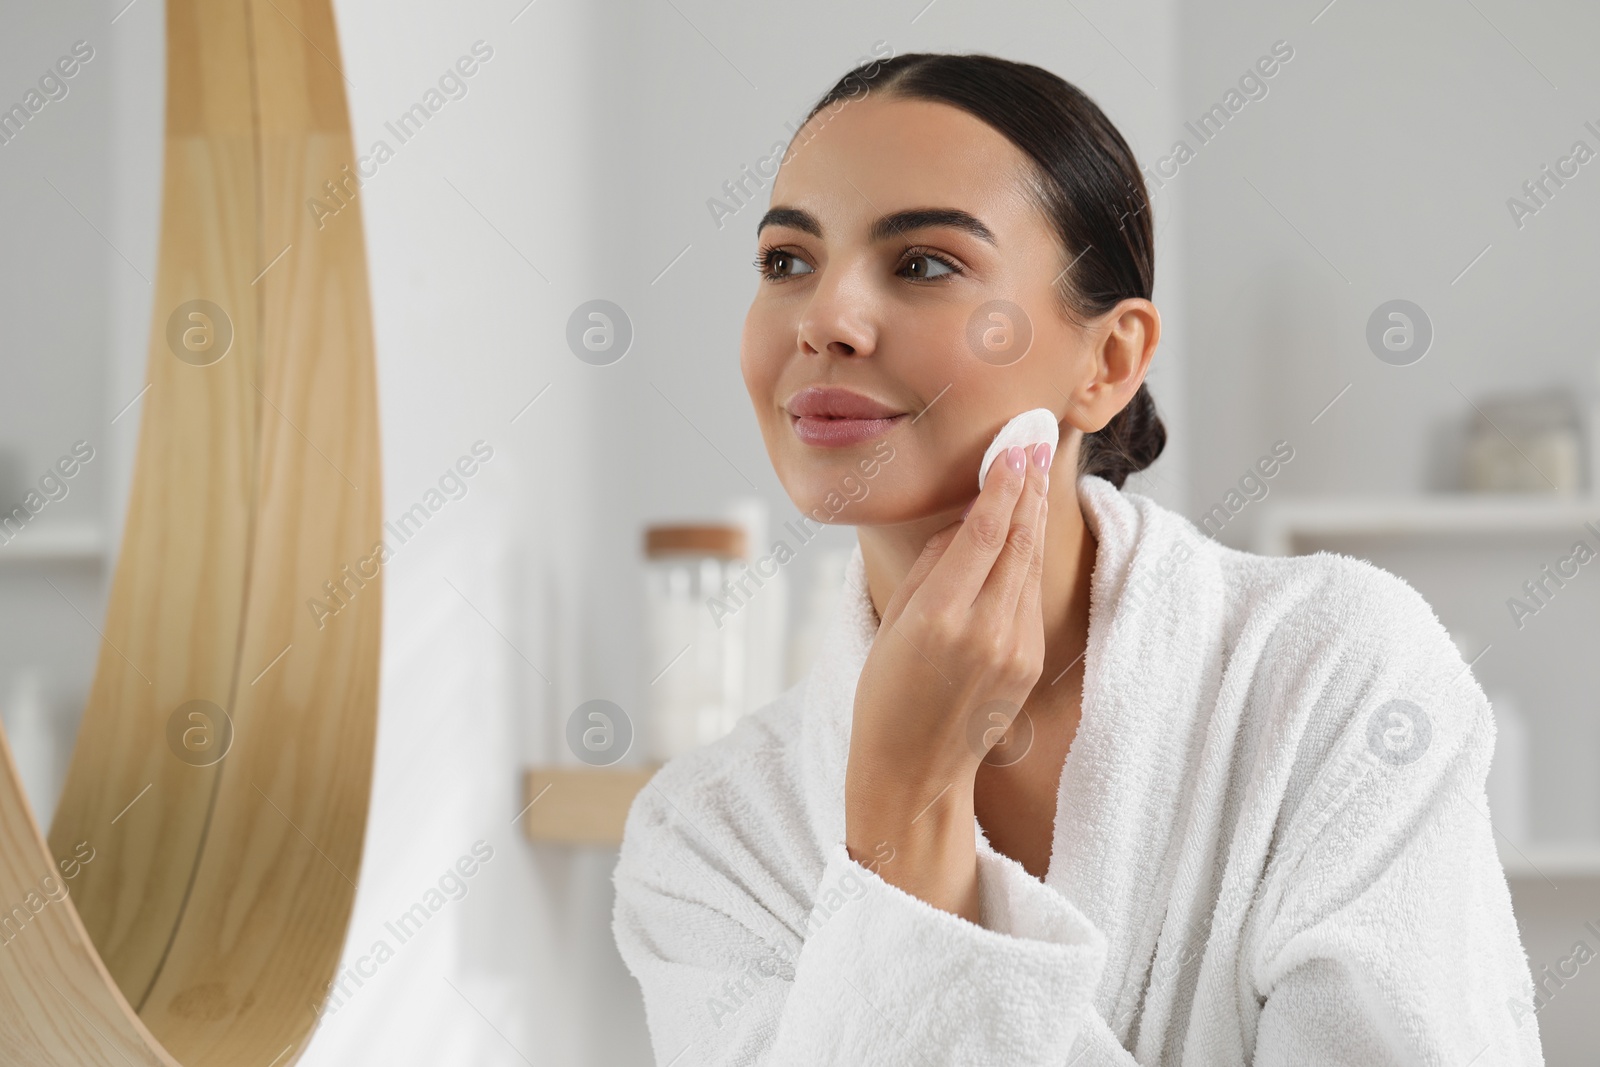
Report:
775,451,967,528
785,492,967,531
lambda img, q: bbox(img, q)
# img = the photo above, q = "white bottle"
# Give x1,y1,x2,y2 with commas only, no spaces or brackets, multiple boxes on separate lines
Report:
642,524,749,762
723,497,789,714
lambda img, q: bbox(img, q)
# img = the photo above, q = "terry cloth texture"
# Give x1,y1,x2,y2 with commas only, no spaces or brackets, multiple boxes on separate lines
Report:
612,472,1545,1066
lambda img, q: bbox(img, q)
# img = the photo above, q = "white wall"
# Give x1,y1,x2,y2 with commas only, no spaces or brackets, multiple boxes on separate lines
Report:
0,0,122,827
299,0,617,1062
1179,0,1600,511
1177,2,1600,1061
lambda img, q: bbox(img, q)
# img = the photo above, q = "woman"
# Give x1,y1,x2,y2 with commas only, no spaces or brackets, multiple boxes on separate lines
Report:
612,52,1542,1066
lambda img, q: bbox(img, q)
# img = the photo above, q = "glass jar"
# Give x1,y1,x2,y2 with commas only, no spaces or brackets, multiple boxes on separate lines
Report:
1464,389,1581,494
642,524,748,761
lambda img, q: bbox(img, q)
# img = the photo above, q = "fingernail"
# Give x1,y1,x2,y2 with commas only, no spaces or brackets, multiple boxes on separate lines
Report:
1007,445,1025,473
1033,442,1052,470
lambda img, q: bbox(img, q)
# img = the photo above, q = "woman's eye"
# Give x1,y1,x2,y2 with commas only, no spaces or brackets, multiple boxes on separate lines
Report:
899,251,959,281
754,248,814,280
753,246,961,282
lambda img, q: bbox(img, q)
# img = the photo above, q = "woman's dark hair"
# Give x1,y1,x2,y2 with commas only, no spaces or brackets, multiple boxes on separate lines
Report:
798,52,1166,489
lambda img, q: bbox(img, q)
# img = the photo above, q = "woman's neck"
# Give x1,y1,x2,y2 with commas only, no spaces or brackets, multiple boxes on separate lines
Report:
856,467,1097,696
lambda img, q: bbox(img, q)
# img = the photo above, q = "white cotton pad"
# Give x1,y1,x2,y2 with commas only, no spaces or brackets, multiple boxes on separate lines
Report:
978,408,1060,491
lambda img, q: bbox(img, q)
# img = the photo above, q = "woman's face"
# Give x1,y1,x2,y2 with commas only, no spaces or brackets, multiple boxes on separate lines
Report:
741,93,1106,527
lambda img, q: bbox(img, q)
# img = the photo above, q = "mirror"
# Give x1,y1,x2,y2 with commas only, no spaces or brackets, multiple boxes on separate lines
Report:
0,2,379,1062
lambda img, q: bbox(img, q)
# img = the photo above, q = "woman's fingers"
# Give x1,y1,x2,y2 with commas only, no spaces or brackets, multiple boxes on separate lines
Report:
878,519,963,631
1013,451,1050,628
915,444,1031,612
973,441,1050,626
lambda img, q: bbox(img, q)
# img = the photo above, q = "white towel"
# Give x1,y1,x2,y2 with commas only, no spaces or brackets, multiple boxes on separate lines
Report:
612,473,1544,1065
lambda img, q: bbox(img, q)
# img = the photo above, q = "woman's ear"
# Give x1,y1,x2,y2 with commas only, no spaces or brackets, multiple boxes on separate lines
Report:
1062,298,1160,433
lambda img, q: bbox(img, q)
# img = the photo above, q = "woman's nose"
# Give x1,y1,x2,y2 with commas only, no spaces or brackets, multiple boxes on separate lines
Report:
796,270,875,359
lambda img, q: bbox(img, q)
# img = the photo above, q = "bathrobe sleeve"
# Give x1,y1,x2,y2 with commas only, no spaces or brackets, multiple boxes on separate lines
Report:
612,775,1109,1067
1246,572,1545,1066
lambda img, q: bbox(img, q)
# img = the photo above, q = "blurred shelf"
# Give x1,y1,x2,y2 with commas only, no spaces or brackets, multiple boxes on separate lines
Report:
515,764,1600,874
0,522,106,564
521,763,660,845
1254,499,1600,886
1255,494,1600,555
1499,841,1600,880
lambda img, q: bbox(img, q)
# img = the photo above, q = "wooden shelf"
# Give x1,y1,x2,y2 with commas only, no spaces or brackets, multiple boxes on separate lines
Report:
514,764,1600,876
0,521,106,564
1254,494,1600,555
521,764,660,845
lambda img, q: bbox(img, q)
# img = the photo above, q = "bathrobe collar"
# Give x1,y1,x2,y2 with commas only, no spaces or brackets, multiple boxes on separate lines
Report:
797,471,1219,1041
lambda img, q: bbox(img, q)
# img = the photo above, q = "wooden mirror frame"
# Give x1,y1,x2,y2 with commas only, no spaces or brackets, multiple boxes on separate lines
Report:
0,1,381,1062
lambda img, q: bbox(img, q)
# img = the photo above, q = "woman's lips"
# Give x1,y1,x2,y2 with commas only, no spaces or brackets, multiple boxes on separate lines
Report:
789,412,907,447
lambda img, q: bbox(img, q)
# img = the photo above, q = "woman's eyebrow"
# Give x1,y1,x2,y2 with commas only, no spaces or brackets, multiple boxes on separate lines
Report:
756,206,997,246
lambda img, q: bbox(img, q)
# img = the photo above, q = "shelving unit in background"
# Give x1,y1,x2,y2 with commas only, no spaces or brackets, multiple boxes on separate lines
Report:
0,521,106,565
1253,494,1600,557
522,496,1600,856
518,778,1600,875
0,521,109,830
1257,493,1600,881
1500,842,1600,880
521,764,659,845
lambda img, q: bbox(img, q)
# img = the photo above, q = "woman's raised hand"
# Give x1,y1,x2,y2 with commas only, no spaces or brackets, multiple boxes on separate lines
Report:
843,440,1052,920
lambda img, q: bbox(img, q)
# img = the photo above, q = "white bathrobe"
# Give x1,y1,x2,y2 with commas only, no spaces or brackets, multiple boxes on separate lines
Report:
611,473,1545,1066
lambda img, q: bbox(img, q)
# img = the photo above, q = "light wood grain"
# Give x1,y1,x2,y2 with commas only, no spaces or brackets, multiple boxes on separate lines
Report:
523,766,661,845
0,724,180,1066
45,0,259,1006
2,0,382,1063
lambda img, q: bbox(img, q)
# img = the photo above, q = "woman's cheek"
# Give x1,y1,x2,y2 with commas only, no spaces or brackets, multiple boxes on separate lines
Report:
737,323,758,395
739,319,782,407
